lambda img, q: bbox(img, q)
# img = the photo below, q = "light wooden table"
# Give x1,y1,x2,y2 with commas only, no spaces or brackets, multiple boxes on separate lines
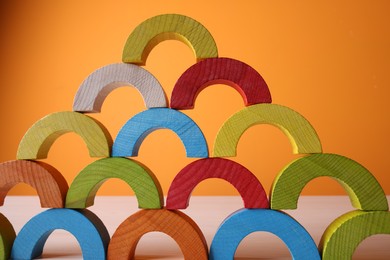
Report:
1,196,389,259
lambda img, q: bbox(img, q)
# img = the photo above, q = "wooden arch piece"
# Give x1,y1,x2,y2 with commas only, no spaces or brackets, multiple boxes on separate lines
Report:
66,157,163,209
319,210,390,260
107,209,208,259
0,213,16,260
213,103,322,157
0,160,68,208
166,158,269,209
122,14,218,65
112,108,208,158
73,63,167,113
170,57,272,109
270,153,388,211
11,209,110,260
17,111,112,160
209,208,320,260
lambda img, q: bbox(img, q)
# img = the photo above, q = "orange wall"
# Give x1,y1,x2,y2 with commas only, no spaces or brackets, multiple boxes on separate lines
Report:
0,1,389,196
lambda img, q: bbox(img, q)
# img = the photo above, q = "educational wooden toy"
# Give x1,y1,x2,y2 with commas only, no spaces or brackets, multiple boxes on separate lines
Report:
122,14,218,65
170,57,272,109
166,158,269,209
1,12,388,259
112,108,208,158
209,208,321,260
73,63,167,113
319,210,390,259
11,209,110,260
107,209,208,259
16,111,112,160
0,213,15,260
270,153,388,210
66,157,163,209
213,103,323,157
0,160,68,208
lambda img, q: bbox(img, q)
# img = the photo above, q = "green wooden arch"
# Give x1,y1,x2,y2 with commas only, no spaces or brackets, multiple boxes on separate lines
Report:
66,158,163,209
320,210,390,260
270,153,388,211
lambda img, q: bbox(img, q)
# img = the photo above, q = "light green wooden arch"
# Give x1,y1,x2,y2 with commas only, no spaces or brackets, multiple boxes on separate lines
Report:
66,158,163,209
270,153,388,211
122,14,218,65
17,111,112,159
213,104,322,157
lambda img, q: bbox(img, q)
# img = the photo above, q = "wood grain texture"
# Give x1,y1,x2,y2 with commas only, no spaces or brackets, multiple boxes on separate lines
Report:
319,210,390,260
73,63,167,112
0,213,15,260
17,111,112,160
112,108,208,158
11,208,110,260
122,14,218,65
107,209,208,259
270,153,388,211
66,157,163,209
209,208,320,260
166,158,269,209
212,103,322,157
0,160,68,208
170,57,271,109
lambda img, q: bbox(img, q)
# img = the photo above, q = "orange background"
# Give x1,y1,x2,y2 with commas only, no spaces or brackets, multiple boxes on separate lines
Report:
0,1,389,196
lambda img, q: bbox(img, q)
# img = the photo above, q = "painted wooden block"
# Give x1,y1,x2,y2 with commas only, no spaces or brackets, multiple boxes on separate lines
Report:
170,57,272,109
0,213,15,260
73,63,167,113
112,108,208,158
0,160,68,208
11,208,110,260
107,208,208,259
166,158,268,209
66,157,163,209
270,153,388,211
17,111,112,160
209,208,320,260
122,14,218,65
212,103,322,157
319,210,390,260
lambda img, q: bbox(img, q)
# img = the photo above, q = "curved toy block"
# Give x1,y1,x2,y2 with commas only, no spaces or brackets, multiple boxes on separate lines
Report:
213,103,322,157
0,160,68,208
170,57,272,109
17,111,112,159
319,210,390,260
0,213,16,260
107,209,208,259
270,153,388,211
209,208,320,260
73,63,167,113
112,108,208,158
11,208,110,260
166,158,268,209
122,14,218,65
66,157,163,209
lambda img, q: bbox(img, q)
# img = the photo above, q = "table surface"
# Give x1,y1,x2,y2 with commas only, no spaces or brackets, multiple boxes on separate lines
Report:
1,196,389,259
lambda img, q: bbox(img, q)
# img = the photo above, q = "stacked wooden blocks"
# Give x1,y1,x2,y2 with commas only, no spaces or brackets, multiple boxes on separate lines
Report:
0,14,389,260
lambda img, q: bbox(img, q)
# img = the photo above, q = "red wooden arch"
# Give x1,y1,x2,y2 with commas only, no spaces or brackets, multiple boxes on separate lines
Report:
166,158,269,209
